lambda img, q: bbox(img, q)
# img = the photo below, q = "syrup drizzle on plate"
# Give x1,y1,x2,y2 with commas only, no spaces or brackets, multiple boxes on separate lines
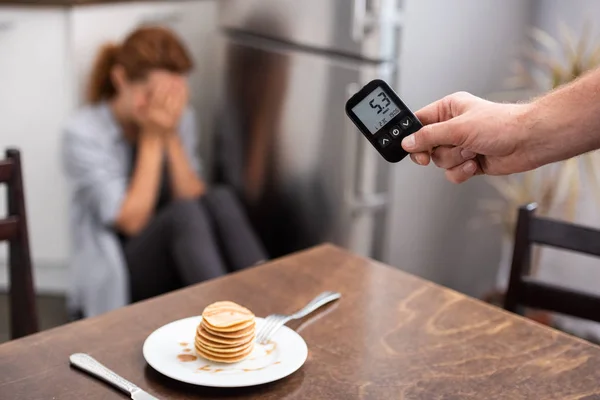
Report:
176,341,281,373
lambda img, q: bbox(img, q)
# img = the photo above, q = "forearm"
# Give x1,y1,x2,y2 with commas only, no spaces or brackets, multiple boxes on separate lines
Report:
115,133,163,236
165,134,204,199
525,67,600,168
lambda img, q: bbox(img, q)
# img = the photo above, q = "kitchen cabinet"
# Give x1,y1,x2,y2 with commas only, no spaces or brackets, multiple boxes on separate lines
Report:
0,1,219,292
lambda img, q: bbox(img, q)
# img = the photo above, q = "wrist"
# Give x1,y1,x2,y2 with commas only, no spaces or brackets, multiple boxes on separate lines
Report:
514,101,547,169
140,125,164,137
139,129,164,149
523,94,597,169
164,130,178,142
162,131,178,150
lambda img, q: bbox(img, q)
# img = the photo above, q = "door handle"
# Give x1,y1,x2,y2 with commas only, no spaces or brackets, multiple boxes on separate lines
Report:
344,83,389,215
352,0,379,42
344,83,361,206
352,0,367,42
348,193,388,216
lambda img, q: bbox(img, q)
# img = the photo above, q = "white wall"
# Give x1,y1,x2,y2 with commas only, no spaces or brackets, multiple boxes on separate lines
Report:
385,0,534,297
0,9,73,293
534,0,600,40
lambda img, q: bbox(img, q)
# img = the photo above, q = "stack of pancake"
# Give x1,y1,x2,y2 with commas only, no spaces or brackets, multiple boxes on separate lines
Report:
195,301,256,363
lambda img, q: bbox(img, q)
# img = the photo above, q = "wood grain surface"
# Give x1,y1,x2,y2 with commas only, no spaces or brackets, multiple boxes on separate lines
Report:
1,244,600,399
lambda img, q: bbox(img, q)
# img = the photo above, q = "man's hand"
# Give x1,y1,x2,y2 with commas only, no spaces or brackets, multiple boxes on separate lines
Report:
401,92,537,183
135,75,188,135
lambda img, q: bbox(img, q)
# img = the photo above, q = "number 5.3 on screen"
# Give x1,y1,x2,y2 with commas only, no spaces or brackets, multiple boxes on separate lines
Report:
350,86,402,135
369,91,391,115
345,78,423,163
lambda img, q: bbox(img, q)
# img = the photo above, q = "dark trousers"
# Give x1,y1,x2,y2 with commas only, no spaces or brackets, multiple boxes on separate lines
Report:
123,186,267,302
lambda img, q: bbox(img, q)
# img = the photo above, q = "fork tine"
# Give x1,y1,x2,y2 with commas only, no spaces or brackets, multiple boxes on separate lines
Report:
257,291,342,344
257,316,277,343
259,316,284,343
257,319,273,343
257,315,282,344
261,316,282,342
259,323,276,343
262,319,285,343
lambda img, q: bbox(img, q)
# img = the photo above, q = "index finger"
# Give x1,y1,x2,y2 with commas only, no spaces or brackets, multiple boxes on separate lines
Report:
401,119,464,153
414,91,478,125
402,94,475,153
414,98,446,126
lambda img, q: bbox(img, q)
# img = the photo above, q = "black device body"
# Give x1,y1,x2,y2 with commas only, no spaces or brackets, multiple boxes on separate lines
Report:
345,79,423,163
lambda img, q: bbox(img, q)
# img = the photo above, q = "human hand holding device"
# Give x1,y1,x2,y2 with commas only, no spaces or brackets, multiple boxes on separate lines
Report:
402,92,536,183
346,79,600,185
353,69,600,183
136,75,188,136
400,67,600,183
345,80,539,182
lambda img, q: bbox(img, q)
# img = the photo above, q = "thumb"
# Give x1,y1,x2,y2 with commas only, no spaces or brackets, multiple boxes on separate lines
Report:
401,120,464,153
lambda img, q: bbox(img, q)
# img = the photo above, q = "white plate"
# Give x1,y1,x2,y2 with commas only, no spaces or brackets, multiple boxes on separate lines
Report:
143,316,308,387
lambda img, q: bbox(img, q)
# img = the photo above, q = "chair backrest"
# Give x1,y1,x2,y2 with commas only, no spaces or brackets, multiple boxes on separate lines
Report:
1,149,37,339
504,203,600,323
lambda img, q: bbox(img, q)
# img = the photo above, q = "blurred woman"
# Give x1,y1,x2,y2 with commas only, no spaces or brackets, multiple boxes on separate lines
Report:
62,26,267,318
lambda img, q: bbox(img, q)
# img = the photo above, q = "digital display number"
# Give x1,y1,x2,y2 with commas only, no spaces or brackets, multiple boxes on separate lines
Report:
369,91,391,114
351,87,401,134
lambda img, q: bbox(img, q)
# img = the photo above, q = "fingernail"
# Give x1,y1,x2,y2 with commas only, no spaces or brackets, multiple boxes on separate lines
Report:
416,154,428,165
463,161,477,175
461,149,475,159
402,135,415,150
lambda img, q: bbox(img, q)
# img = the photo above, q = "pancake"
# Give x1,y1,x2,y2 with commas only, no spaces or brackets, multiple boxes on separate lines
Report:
195,337,254,354
196,334,255,350
201,320,255,338
196,343,253,359
195,342,254,363
195,349,253,363
194,301,257,364
202,318,255,333
196,325,254,345
202,301,254,329
194,335,247,349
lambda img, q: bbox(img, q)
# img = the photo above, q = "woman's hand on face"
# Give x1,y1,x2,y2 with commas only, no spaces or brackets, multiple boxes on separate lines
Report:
136,75,188,135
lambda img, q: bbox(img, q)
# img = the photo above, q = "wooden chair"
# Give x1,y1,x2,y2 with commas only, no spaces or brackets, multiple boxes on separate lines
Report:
0,149,37,339
504,203,600,323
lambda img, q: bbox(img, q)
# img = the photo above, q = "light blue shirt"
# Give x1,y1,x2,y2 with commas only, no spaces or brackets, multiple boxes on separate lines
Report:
62,102,201,317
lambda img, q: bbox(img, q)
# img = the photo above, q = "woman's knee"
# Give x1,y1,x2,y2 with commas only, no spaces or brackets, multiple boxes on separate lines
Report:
163,199,207,229
205,185,242,209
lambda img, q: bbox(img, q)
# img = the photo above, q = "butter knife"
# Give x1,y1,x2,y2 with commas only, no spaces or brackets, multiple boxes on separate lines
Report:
70,353,159,400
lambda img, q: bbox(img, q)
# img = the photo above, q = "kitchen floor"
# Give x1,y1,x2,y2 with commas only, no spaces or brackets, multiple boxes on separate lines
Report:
0,293,68,344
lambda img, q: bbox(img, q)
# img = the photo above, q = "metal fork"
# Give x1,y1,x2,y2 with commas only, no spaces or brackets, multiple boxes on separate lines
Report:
256,291,341,344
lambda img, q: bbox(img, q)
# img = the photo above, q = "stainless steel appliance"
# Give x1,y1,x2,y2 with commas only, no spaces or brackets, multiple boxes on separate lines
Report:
215,0,402,259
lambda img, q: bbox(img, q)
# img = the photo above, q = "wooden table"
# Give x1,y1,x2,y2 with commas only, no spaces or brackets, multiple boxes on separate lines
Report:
2,244,600,399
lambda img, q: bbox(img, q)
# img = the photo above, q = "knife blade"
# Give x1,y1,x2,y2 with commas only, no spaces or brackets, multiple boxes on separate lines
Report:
70,353,160,400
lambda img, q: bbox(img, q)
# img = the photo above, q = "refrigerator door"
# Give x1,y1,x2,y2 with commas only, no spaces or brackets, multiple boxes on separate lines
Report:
218,0,400,62
215,33,393,258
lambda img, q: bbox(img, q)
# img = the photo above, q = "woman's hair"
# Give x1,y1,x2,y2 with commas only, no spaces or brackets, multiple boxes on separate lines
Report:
87,26,194,103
